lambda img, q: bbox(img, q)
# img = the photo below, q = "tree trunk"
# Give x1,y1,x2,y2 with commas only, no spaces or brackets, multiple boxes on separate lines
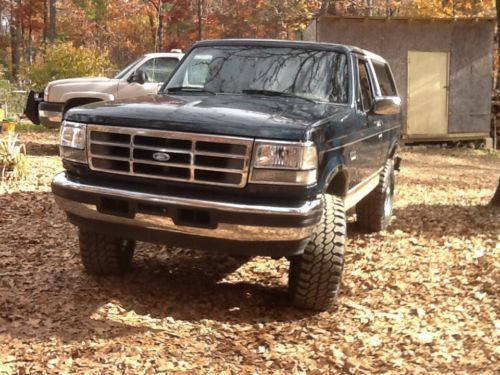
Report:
197,0,203,41
496,0,500,91
366,0,374,16
320,0,331,15
148,13,156,48
48,0,56,42
490,178,500,206
28,0,33,64
10,1,21,81
156,0,163,51
43,0,48,44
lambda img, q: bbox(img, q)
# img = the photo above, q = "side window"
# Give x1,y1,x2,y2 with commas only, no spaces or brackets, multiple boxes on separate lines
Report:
153,58,180,82
357,59,374,112
139,58,180,83
139,59,156,83
373,62,397,96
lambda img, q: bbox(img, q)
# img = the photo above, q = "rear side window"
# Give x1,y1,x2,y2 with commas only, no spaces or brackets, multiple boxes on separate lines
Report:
373,62,397,96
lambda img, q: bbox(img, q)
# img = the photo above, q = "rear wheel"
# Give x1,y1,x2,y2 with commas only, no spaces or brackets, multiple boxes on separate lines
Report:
78,228,135,275
356,159,394,232
288,194,346,311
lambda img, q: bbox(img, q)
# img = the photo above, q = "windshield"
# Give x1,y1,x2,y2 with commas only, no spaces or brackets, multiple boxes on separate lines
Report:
114,55,145,79
164,46,349,103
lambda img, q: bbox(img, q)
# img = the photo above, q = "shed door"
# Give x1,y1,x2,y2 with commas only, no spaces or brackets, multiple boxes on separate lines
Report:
407,51,449,135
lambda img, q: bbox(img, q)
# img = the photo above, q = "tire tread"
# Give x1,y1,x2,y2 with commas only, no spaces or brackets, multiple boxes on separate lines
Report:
289,195,346,310
356,159,394,232
79,228,135,275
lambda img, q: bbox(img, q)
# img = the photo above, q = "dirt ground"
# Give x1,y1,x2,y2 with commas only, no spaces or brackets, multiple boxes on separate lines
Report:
0,131,499,374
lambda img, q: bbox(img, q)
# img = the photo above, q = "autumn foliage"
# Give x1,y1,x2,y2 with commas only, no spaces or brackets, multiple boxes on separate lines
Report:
25,42,114,89
0,0,495,87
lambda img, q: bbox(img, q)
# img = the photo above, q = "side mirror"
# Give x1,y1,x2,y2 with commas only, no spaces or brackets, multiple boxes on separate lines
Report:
129,69,146,85
372,96,401,116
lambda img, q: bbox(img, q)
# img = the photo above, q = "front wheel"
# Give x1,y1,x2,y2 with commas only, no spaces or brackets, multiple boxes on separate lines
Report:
288,194,346,311
79,228,136,275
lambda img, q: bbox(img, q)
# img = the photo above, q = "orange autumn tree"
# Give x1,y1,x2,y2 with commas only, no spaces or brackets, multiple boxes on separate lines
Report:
0,0,496,83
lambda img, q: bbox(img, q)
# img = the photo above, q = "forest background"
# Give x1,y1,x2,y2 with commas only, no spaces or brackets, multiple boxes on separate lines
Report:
0,0,496,92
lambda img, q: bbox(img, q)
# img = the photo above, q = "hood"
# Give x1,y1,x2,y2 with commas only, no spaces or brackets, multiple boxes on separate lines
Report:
47,77,119,101
66,94,352,141
48,77,113,86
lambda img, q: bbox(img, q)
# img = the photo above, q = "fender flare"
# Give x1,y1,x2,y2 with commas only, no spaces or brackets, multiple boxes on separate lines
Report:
61,91,115,103
387,139,399,160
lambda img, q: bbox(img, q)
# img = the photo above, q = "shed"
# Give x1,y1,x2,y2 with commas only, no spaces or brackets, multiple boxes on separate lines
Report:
303,16,495,144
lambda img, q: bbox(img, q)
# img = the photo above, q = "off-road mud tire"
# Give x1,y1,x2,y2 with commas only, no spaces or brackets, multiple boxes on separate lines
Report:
78,228,135,275
288,194,346,311
356,159,395,232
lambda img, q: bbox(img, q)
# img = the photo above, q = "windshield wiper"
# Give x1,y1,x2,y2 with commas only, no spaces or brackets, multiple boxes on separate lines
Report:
241,89,317,103
166,86,216,95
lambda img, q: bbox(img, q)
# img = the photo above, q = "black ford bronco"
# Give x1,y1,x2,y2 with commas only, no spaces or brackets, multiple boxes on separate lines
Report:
52,39,401,310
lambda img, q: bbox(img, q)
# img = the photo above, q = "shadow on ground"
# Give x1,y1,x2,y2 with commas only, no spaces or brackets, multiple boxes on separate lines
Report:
25,141,59,156
0,193,313,346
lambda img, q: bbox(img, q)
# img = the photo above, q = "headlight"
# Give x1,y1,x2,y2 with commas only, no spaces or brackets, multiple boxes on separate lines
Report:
44,86,49,101
59,121,87,163
251,141,317,185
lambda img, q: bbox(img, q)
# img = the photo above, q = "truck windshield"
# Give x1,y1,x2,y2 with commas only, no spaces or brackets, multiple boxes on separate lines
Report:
114,56,145,79
164,46,349,103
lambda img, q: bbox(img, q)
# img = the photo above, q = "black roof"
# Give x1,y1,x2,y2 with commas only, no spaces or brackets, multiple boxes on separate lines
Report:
192,38,386,63
194,38,354,53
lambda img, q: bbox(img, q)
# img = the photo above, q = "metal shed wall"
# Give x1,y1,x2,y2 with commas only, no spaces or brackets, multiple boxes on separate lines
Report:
303,17,494,138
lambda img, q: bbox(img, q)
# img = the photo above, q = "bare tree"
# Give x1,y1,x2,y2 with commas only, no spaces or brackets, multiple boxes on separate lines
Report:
48,0,56,42
366,0,374,16
10,0,21,80
147,0,164,52
320,0,331,15
197,0,203,41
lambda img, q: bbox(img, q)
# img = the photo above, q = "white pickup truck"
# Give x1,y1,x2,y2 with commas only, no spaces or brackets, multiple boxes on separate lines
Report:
25,50,184,128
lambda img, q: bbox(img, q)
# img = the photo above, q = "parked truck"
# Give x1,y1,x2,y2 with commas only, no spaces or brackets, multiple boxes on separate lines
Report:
25,50,184,128
52,39,401,310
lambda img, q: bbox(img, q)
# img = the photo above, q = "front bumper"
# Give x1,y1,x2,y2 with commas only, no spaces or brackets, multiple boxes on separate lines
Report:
52,172,322,256
39,101,64,128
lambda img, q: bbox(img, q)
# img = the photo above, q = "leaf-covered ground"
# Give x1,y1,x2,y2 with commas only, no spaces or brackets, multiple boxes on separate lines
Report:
1,131,499,374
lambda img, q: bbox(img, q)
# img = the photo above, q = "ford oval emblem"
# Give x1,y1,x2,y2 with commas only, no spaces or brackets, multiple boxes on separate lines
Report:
152,152,171,162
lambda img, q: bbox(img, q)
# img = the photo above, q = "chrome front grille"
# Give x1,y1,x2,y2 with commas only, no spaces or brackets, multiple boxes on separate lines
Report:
87,125,254,188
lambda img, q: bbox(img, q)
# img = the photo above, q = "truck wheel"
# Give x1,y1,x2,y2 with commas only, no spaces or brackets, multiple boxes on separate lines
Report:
78,228,135,275
356,159,394,232
288,194,346,310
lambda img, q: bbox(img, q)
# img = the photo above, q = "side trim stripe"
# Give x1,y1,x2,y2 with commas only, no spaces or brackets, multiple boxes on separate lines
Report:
344,167,382,210
325,125,400,152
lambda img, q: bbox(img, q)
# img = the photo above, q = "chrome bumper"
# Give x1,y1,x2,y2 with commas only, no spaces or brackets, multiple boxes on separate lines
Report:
52,173,322,242
39,110,62,128
39,101,64,128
